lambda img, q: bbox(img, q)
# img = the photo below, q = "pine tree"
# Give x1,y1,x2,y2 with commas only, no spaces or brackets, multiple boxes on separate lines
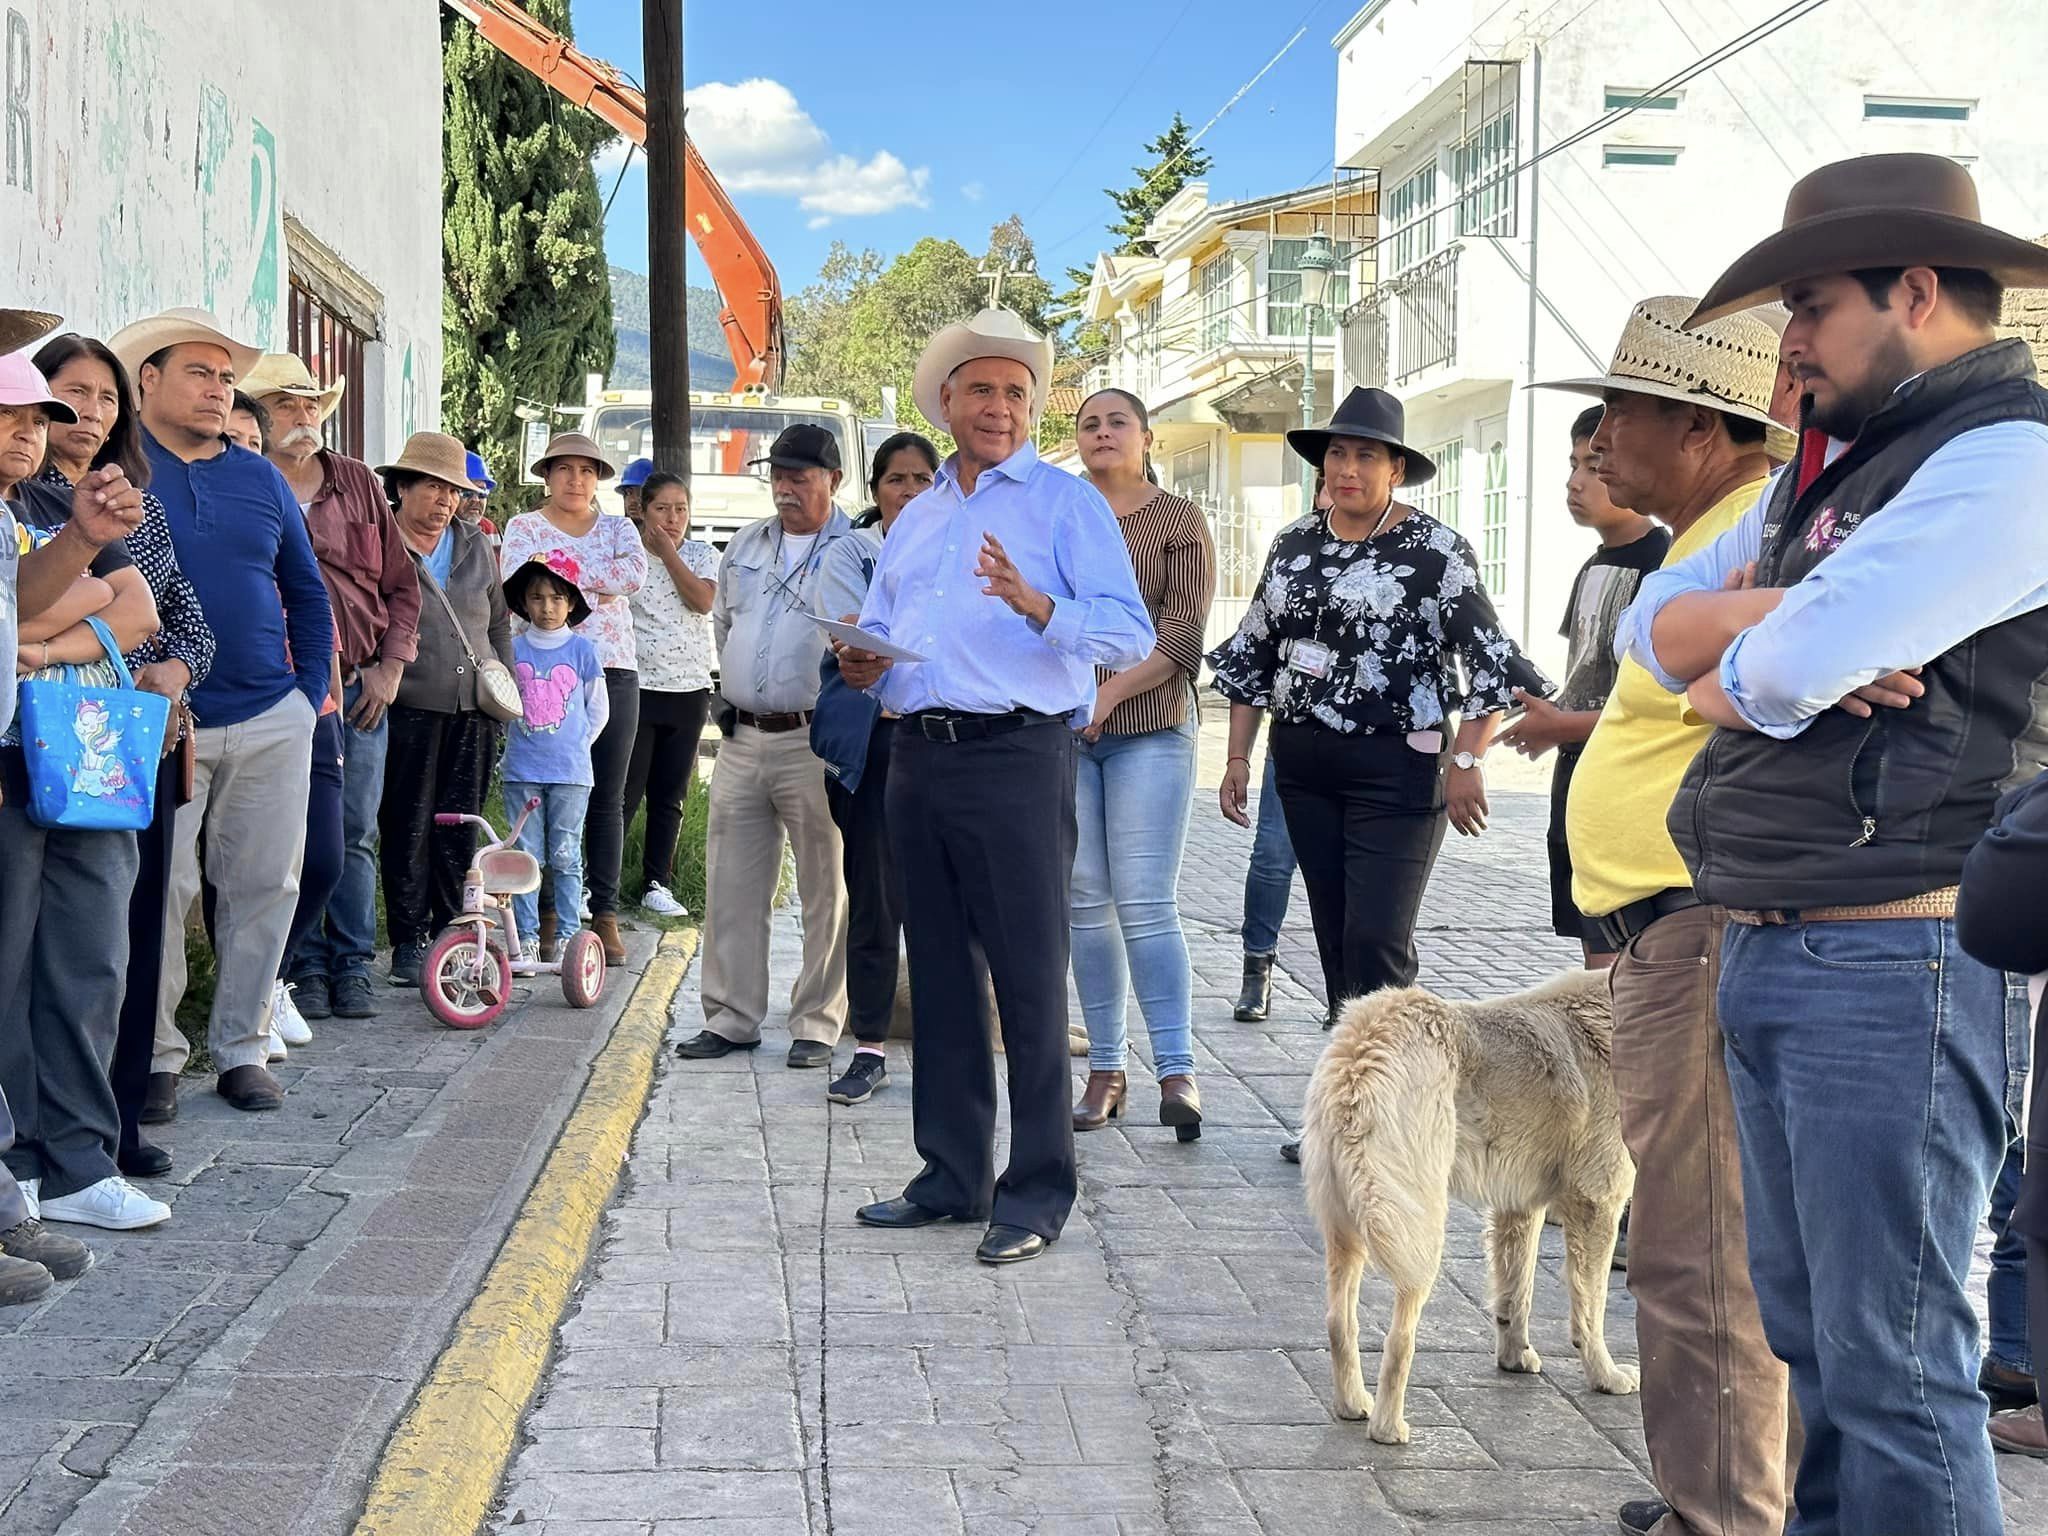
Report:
1105,112,1213,257
441,0,616,507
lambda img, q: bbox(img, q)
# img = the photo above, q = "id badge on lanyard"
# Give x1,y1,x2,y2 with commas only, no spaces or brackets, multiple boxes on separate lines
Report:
1287,638,1335,680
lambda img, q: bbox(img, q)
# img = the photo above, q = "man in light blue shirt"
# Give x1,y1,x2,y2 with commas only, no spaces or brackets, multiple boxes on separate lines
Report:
838,308,1152,1265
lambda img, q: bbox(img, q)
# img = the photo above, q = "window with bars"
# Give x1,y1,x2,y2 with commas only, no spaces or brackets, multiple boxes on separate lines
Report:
1197,254,1233,351
1480,440,1509,595
1386,164,1438,275
286,279,368,459
1266,238,1355,338
1454,108,1517,237
1416,438,1462,531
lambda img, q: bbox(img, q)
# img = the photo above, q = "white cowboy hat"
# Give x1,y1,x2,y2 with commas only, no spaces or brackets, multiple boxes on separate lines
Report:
0,307,62,357
107,306,262,380
242,352,347,423
1532,296,1796,462
912,307,1055,432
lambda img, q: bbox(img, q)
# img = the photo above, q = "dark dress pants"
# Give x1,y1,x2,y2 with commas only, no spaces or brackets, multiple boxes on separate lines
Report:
826,718,900,1046
887,719,1078,1240
115,750,181,1154
1268,722,1448,1009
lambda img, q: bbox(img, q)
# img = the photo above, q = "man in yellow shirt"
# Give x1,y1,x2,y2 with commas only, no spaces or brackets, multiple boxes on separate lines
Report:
1541,297,1794,1536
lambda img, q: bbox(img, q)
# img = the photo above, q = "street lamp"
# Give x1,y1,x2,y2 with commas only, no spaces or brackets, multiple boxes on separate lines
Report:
1297,230,1338,511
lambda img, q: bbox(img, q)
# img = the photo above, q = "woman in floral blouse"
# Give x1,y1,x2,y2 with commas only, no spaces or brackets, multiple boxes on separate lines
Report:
1210,387,1549,1028
500,434,648,963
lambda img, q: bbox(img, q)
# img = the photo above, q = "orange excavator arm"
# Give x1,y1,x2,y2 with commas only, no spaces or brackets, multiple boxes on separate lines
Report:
442,0,785,389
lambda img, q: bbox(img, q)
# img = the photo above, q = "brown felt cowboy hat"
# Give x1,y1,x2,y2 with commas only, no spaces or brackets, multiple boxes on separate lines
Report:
1687,153,2048,328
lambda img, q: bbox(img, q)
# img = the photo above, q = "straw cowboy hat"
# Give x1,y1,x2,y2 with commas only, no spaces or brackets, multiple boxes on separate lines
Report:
106,306,262,379
1286,387,1437,485
376,430,477,489
1687,153,2048,328
241,352,347,423
0,307,62,357
1533,296,1797,462
912,307,1056,431
529,430,617,480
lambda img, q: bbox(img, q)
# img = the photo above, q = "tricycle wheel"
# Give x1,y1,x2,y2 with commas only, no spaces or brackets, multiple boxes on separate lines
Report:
423,927,512,1029
562,928,606,1008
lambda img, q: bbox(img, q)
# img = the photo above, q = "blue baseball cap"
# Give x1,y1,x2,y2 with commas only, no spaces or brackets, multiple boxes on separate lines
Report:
464,450,496,492
619,456,655,488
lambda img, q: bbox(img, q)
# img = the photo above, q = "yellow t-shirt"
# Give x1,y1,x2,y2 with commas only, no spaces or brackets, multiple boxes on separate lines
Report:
1568,480,1766,918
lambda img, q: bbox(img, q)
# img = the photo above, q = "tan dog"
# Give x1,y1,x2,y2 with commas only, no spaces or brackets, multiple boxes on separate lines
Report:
1302,969,1638,1444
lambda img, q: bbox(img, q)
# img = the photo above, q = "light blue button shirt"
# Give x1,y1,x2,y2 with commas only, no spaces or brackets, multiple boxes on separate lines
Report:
858,443,1154,722
1617,419,2048,737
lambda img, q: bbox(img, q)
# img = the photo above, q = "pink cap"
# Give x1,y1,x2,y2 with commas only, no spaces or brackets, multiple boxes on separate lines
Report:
0,350,77,424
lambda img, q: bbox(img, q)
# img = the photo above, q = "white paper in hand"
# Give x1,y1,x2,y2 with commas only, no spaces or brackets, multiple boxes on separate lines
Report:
813,617,928,664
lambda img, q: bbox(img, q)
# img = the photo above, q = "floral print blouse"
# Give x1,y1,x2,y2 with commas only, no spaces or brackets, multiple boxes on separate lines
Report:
1208,507,1551,735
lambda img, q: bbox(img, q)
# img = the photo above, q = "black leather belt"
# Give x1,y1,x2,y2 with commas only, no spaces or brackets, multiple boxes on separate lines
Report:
1593,888,1704,953
735,709,812,733
904,708,1061,743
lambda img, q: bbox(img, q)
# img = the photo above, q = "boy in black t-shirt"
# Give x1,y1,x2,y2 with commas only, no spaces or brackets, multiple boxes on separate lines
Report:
1499,406,1668,965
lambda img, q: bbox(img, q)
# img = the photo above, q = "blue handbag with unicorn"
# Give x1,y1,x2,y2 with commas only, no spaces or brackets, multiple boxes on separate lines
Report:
17,615,169,831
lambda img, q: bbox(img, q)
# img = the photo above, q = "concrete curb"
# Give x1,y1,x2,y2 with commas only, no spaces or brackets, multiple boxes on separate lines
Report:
351,927,697,1536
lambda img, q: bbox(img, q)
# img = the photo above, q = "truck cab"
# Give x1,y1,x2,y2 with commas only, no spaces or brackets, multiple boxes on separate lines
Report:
565,376,868,551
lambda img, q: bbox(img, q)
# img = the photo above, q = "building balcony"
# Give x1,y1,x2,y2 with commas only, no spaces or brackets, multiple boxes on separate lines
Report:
1340,244,1458,390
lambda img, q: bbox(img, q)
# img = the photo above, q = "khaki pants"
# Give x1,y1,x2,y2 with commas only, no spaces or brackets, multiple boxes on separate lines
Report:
155,691,315,1075
701,724,847,1045
1609,902,1795,1536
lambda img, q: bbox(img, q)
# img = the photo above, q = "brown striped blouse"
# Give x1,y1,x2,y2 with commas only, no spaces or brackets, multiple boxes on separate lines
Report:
1098,489,1217,735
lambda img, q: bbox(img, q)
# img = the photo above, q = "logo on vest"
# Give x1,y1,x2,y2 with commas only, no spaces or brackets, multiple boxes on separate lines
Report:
1804,506,1852,554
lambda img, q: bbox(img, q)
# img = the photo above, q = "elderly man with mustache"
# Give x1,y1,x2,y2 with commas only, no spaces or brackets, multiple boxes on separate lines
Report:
246,353,420,1025
675,423,853,1071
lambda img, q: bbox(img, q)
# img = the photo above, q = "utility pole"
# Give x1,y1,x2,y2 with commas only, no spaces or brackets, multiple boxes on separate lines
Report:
978,263,1017,308
644,0,689,479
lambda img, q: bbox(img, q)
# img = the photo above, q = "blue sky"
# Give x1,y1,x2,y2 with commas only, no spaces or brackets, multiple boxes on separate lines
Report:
571,0,1348,290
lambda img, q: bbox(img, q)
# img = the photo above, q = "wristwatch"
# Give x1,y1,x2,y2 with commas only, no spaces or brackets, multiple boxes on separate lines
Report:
1451,750,1482,771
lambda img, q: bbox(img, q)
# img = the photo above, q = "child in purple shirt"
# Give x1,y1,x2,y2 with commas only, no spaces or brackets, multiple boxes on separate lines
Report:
501,553,608,957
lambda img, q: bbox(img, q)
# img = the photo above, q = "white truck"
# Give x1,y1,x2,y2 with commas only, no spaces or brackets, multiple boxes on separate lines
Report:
531,375,870,551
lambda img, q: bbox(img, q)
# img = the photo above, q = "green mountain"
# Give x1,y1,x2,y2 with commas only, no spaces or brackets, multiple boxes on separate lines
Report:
607,265,735,389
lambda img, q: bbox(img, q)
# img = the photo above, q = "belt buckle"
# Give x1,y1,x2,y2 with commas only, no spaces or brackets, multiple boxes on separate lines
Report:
922,713,958,743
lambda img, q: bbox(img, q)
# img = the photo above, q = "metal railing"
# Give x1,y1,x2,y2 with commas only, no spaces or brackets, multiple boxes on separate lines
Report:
1340,244,1460,388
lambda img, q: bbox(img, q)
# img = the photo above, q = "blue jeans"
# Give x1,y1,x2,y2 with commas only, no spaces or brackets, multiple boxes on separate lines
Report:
291,678,387,979
1071,721,1197,1080
1719,918,2008,1536
1240,751,1296,957
1987,972,2035,1374
506,782,591,947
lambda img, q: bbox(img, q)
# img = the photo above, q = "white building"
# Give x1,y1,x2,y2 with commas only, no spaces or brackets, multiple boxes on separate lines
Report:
1074,179,1377,646
1331,0,2048,672
2,0,443,464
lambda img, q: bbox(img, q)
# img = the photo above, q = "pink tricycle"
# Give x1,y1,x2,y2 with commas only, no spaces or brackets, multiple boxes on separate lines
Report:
421,798,606,1028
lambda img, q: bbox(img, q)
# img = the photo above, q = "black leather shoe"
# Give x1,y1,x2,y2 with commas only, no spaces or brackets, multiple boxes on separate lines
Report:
976,1225,1047,1265
786,1040,832,1069
1280,1139,1300,1164
855,1196,954,1229
117,1139,173,1178
141,1072,180,1125
1618,1499,1671,1536
676,1030,759,1060
330,974,377,1019
1233,953,1273,1022
290,974,332,1020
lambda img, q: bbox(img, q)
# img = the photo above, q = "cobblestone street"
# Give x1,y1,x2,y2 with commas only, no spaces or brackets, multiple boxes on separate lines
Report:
494,745,2047,1535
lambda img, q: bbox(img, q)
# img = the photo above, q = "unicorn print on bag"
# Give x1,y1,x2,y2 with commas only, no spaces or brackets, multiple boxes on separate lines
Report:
70,698,130,798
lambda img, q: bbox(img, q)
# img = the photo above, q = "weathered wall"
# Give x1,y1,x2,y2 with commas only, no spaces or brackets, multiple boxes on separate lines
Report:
1,0,442,461
1997,237,2048,373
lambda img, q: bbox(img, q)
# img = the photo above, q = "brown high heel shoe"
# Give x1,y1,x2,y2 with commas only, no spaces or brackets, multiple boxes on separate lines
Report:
1072,1070,1126,1131
1158,1075,1202,1142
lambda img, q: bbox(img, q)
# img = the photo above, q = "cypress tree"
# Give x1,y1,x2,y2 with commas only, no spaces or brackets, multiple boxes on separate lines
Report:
441,0,616,506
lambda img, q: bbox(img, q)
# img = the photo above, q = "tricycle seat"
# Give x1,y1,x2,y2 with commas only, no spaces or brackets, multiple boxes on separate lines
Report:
478,847,543,896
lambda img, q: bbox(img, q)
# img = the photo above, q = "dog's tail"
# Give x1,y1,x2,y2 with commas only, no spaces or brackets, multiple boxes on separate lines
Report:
1300,988,1460,1286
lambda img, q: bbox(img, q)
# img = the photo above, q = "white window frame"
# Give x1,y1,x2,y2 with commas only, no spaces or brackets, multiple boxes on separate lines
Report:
1863,95,1974,122
1386,163,1439,276
1603,144,1681,168
1480,439,1510,596
1604,86,1682,111
1265,237,1355,339
1417,438,1463,531
1197,253,1233,352
1454,106,1517,238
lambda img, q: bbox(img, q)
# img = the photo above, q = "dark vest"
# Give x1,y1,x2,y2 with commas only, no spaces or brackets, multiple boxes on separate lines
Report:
1669,338,2048,910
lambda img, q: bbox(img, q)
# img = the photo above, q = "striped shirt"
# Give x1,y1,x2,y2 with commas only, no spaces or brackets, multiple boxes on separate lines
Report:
1099,489,1216,735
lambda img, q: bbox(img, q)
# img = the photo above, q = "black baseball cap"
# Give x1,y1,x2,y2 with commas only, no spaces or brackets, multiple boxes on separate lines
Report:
749,422,841,472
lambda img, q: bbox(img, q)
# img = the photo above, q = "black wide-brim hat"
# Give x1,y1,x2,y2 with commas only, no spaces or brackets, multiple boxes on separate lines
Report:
1285,386,1436,486
503,553,594,630
1687,152,2048,328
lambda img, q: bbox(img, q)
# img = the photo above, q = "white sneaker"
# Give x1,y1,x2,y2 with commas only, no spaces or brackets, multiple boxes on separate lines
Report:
271,980,313,1046
267,1028,288,1064
39,1176,170,1231
578,898,593,922
641,883,688,918
18,1178,37,1220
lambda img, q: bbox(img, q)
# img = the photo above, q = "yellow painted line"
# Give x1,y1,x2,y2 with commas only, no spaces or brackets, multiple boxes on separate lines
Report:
354,927,697,1536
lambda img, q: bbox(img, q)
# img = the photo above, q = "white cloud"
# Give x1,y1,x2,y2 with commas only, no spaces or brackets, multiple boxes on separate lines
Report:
592,137,636,178
676,78,930,225
962,181,986,203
